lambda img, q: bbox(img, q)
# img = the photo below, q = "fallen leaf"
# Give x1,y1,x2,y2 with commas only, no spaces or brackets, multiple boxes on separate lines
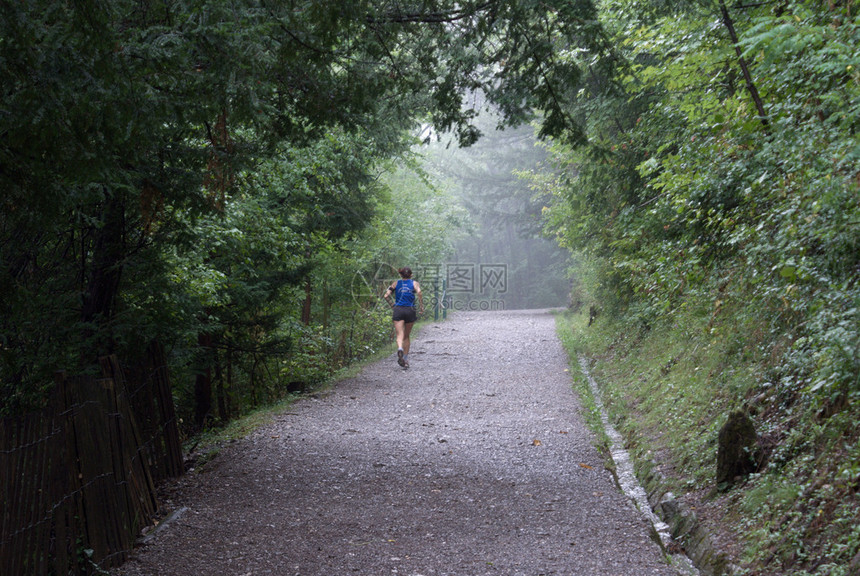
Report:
532,439,542,446
559,430,568,434
579,462,593,469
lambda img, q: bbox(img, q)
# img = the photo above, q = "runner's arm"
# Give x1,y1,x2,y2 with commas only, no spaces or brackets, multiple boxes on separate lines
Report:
414,282,425,314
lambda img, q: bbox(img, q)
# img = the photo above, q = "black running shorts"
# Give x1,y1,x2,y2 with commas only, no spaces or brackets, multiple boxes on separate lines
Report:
392,306,417,323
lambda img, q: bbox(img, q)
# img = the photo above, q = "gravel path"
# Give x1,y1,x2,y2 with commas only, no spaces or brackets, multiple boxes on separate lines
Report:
116,309,678,576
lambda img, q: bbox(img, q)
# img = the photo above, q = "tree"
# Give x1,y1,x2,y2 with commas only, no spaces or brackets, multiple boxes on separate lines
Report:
1,0,610,414
536,0,860,571
422,112,572,309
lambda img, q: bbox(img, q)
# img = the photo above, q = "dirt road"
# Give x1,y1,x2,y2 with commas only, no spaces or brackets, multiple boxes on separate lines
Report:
116,310,680,576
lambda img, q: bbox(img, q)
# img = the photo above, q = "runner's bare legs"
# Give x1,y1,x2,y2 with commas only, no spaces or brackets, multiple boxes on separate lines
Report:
402,321,414,356
394,320,414,367
394,320,406,352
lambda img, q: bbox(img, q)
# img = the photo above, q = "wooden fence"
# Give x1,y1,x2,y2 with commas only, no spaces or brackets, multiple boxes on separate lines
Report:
0,344,183,575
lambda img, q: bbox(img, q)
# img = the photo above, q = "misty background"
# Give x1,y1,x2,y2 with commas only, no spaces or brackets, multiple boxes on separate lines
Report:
419,114,571,311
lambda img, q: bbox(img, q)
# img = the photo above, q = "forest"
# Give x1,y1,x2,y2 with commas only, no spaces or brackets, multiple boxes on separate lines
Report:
1,0,858,575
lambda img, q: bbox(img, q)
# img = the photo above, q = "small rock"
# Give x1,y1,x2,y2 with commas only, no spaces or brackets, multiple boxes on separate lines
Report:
716,410,760,488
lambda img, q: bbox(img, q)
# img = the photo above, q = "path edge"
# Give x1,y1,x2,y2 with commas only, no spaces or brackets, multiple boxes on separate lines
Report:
576,354,736,576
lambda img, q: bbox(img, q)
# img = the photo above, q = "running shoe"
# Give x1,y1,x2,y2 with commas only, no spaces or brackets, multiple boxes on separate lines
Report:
397,349,405,367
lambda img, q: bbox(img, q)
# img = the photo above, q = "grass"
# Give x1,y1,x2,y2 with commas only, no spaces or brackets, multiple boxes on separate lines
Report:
555,299,860,575
554,312,612,458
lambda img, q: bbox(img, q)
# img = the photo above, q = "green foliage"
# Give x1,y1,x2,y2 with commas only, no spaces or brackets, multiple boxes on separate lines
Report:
543,0,860,572
1,0,612,418
543,0,859,396
559,283,860,574
554,310,611,448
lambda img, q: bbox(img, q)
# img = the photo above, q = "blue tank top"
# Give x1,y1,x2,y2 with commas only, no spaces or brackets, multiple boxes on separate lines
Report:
394,279,415,307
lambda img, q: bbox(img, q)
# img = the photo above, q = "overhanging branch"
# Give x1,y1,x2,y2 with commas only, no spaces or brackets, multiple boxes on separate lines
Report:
367,1,497,25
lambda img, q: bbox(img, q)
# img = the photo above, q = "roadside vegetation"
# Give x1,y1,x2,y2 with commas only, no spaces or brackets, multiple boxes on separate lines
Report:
558,292,859,575
546,0,859,572
0,1,601,436
2,1,856,573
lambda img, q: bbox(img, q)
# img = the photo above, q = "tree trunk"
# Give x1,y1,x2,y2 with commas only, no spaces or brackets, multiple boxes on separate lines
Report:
205,110,232,211
194,331,213,429
81,193,126,356
226,343,234,418
719,0,769,128
322,281,330,329
250,355,259,406
215,345,227,423
195,110,232,428
302,276,312,325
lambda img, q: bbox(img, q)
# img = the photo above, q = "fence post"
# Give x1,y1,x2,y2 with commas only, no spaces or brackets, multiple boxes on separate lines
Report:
1,359,176,576
147,342,184,479
49,371,76,575
442,279,448,320
434,276,439,321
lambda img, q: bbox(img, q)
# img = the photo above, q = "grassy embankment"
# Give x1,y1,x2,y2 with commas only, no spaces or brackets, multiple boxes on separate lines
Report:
556,304,859,576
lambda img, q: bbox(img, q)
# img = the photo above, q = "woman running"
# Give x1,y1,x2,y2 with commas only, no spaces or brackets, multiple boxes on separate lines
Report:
383,266,424,369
